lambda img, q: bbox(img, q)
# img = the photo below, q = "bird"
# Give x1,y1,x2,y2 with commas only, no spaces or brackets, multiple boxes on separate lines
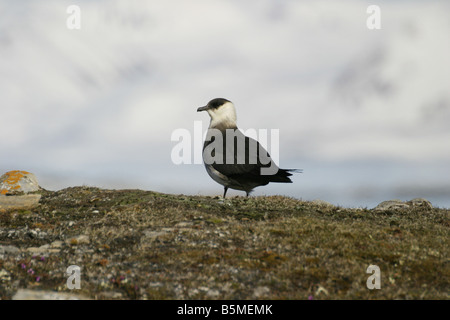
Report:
197,98,300,198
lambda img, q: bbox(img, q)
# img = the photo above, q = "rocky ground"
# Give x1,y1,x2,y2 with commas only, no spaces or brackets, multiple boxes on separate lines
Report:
0,187,448,300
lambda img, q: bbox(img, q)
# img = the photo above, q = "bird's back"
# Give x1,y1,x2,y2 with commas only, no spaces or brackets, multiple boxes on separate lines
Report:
203,128,294,193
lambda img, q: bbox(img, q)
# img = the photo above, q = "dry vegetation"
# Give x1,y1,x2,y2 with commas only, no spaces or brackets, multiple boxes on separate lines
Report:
0,187,448,299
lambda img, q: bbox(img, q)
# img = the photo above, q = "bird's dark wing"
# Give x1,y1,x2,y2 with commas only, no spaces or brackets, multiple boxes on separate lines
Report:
204,129,291,181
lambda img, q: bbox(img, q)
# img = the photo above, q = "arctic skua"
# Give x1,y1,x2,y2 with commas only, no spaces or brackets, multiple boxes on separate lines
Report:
197,98,300,197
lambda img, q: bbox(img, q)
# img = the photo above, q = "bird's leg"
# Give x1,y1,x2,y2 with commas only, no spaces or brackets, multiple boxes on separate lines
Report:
246,192,249,197
223,187,228,198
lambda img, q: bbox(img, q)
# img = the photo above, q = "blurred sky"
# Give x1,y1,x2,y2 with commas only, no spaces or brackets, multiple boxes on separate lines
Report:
1,0,449,208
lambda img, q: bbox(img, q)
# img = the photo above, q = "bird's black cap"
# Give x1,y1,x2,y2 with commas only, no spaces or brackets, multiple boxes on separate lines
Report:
197,98,231,112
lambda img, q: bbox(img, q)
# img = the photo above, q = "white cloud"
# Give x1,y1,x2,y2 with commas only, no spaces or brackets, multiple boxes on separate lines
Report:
1,0,449,206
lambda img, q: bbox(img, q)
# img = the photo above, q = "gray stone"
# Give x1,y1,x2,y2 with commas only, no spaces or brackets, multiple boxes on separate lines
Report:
99,291,124,299
253,286,270,298
175,221,194,228
374,198,433,211
26,244,60,254
0,194,41,210
0,171,41,210
12,289,90,300
50,240,64,248
27,228,48,239
315,285,329,296
206,289,220,298
143,229,170,238
0,171,39,195
407,198,433,209
65,235,90,245
0,245,20,255
0,269,11,281
374,200,410,211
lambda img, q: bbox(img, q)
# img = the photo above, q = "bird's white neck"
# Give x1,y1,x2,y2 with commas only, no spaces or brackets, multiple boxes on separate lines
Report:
208,101,237,129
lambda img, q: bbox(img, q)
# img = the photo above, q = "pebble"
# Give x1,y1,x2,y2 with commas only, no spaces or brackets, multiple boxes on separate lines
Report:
28,229,48,239
149,281,163,287
50,240,64,248
253,286,270,298
26,244,60,254
315,285,329,296
99,291,123,299
206,289,220,298
142,229,170,239
65,235,90,245
0,269,11,281
175,221,194,228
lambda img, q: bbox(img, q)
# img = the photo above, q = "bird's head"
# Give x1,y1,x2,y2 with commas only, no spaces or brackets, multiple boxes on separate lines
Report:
197,98,237,129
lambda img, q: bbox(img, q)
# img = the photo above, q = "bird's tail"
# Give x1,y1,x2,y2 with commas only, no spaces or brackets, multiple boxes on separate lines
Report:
269,168,302,183
285,169,303,174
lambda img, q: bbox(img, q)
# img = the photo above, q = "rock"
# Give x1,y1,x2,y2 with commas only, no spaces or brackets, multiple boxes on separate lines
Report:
0,170,41,210
253,286,270,298
315,285,329,296
206,289,220,298
407,198,433,209
374,200,410,211
99,291,124,299
0,269,11,281
0,194,41,210
27,228,48,239
149,281,163,287
12,289,90,300
26,243,60,254
374,198,433,211
66,235,90,245
143,230,167,238
50,240,64,248
142,229,172,239
188,288,199,297
175,221,194,228
0,245,20,255
0,171,39,195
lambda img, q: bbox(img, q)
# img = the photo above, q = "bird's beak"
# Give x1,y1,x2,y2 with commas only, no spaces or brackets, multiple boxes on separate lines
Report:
197,106,209,112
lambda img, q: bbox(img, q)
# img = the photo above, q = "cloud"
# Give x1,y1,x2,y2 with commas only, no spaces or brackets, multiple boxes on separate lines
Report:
1,0,449,206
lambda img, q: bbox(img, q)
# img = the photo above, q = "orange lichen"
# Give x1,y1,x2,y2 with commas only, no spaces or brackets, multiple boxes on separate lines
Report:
0,170,31,194
3,171,30,184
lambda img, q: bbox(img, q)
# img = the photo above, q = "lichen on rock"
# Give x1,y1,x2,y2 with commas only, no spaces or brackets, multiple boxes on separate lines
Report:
0,171,41,210
0,170,40,195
